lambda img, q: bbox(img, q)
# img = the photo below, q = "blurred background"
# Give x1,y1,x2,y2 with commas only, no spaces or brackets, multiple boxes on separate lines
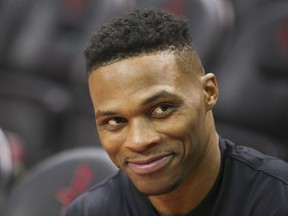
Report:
0,0,287,215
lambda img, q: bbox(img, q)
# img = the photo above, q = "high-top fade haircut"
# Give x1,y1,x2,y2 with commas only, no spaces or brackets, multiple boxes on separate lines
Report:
84,8,202,75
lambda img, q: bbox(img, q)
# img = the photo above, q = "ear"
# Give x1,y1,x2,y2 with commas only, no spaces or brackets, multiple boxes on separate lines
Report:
201,73,219,110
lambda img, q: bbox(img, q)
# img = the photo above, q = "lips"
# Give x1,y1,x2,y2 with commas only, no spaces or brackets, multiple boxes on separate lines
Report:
127,154,174,175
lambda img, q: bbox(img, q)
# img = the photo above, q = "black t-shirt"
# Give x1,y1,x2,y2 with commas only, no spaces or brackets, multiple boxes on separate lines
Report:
67,137,288,216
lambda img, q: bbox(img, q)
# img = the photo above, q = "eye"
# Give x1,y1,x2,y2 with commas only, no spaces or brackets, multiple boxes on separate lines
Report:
97,117,128,130
107,117,127,126
151,104,174,117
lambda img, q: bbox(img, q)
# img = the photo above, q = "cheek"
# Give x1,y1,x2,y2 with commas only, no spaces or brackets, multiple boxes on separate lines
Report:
98,130,125,164
161,112,204,154
159,113,199,139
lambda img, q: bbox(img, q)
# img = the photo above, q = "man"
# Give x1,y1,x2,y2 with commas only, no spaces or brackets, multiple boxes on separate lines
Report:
67,8,288,216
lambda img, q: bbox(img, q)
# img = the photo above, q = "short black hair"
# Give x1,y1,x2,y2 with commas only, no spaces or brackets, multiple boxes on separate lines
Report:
84,8,197,73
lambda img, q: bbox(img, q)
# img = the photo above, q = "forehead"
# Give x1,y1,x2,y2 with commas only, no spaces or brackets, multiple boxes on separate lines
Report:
91,52,178,82
88,52,198,110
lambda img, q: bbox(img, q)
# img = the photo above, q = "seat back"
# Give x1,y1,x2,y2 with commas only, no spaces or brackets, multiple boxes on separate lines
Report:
214,2,288,143
0,72,72,166
0,128,13,189
0,0,136,82
135,0,233,68
1,147,118,216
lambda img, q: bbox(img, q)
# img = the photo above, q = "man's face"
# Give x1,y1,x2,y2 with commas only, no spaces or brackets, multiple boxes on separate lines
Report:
88,52,217,196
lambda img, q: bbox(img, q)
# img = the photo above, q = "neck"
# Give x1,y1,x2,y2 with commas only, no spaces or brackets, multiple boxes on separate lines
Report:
148,133,220,216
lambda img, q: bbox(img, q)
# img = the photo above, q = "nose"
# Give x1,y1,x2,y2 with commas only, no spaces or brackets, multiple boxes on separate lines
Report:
124,117,161,152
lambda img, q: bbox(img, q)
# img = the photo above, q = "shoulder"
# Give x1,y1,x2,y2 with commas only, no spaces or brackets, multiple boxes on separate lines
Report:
219,137,288,214
220,139,288,212
66,171,128,216
66,171,155,216
220,137,288,184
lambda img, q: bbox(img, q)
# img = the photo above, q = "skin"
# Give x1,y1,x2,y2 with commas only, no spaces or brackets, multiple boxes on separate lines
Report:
88,51,220,215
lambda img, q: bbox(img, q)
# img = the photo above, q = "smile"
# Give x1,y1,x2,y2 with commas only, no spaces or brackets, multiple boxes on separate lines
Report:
127,154,174,175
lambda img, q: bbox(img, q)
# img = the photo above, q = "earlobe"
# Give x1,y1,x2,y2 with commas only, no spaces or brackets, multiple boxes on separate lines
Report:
201,73,219,110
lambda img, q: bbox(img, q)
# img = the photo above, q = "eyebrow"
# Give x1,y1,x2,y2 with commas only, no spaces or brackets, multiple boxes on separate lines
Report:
95,111,118,119
141,90,178,106
95,90,178,118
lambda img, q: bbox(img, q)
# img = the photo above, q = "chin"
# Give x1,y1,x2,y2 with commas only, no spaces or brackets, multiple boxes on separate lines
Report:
135,178,181,196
